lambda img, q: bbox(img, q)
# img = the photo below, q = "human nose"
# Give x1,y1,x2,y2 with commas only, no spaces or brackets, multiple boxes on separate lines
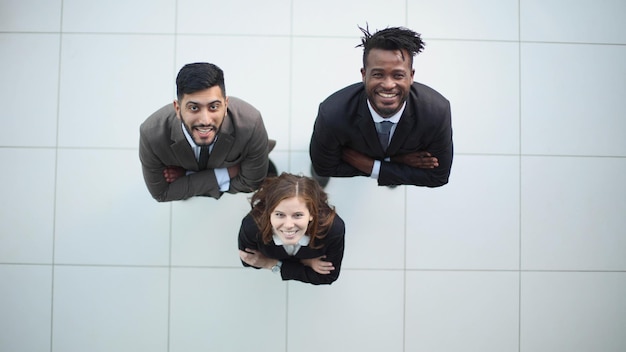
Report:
197,108,211,124
381,76,395,89
283,218,295,228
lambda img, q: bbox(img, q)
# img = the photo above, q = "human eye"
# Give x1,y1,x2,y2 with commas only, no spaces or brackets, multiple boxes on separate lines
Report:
273,212,284,218
293,213,304,219
187,104,199,112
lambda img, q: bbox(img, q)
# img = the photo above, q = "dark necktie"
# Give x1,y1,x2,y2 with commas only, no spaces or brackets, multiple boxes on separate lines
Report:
377,121,394,151
198,146,209,169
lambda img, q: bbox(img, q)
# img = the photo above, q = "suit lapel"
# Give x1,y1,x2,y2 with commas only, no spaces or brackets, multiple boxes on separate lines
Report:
356,94,385,155
206,113,235,168
170,120,200,170
386,92,417,155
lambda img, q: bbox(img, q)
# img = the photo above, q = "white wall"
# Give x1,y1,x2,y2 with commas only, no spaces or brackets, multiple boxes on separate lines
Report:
1,0,625,351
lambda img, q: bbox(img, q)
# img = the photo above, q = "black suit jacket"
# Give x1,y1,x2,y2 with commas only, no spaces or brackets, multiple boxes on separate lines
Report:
238,213,345,285
310,82,453,187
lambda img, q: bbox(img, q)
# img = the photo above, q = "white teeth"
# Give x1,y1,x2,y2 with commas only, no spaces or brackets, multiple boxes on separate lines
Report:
380,93,396,98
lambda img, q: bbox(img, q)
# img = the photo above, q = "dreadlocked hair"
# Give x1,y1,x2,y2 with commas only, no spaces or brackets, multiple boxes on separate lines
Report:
356,24,425,68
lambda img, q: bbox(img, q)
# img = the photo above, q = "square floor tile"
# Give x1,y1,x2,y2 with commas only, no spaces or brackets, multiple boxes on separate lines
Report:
521,43,626,156
521,0,626,43
171,193,250,267
0,265,52,352
408,0,518,40
55,149,170,266
0,34,60,147
406,270,519,352
169,267,287,352
288,270,404,352
407,155,520,270
521,156,626,270
520,271,626,352
52,265,169,352
0,148,55,263
58,34,174,148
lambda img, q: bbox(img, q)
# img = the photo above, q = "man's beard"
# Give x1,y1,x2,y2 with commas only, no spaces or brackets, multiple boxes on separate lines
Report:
370,92,409,118
180,114,219,146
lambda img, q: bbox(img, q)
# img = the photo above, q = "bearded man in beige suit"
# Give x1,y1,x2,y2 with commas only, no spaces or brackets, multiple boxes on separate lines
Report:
139,62,275,202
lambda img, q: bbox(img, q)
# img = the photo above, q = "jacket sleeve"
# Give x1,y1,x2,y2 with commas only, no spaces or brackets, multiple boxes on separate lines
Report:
379,100,453,187
310,104,366,178
139,127,223,201
238,214,262,269
280,216,346,285
227,116,269,195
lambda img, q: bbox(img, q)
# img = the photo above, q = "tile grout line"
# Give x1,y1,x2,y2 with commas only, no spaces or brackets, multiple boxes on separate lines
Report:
403,186,408,352
49,1,65,350
2,30,623,48
404,0,410,340
517,1,523,351
3,262,616,273
285,3,294,351
286,0,294,175
167,202,174,352
166,3,179,352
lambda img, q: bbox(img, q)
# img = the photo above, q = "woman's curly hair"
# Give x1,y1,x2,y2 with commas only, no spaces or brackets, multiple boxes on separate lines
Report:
250,173,336,249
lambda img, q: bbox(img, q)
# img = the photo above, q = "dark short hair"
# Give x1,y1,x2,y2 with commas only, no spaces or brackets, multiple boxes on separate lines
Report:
249,173,336,249
356,25,425,68
176,62,226,101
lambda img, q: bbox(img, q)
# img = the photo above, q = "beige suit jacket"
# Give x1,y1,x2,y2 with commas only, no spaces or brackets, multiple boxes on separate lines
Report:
139,97,269,201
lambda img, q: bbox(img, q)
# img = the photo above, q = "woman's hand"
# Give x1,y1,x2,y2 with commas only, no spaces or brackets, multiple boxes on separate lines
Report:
301,256,335,275
239,249,275,269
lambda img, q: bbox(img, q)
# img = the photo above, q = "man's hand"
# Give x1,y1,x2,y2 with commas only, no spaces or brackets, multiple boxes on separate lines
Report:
227,164,240,179
239,249,274,269
301,256,335,275
163,166,186,183
391,151,439,169
341,148,374,174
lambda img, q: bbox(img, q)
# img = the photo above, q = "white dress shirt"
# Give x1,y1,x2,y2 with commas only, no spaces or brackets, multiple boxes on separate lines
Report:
366,100,406,179
181,123,230,192
272,234,311,256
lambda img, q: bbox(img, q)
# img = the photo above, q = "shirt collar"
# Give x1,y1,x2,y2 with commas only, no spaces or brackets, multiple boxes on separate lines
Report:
367,99,406,124
272,234,311,246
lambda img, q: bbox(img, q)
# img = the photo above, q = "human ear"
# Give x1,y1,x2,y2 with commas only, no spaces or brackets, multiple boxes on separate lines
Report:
173,100,181,119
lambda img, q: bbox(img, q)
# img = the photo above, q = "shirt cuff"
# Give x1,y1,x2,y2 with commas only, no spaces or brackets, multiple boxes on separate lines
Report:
214,168,230,192
370,160,382,179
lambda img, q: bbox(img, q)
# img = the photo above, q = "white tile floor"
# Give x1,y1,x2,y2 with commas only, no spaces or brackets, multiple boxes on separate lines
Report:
1,1,625,351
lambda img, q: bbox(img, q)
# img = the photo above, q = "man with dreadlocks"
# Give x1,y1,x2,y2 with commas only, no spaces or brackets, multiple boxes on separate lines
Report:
310,25,453,188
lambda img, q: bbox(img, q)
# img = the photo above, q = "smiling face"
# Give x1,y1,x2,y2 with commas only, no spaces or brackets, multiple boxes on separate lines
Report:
174,85,228,146
270,196,313,245
361,48,415,117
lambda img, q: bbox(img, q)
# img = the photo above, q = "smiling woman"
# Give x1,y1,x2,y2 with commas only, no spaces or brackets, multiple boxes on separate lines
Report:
238,173,346,285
